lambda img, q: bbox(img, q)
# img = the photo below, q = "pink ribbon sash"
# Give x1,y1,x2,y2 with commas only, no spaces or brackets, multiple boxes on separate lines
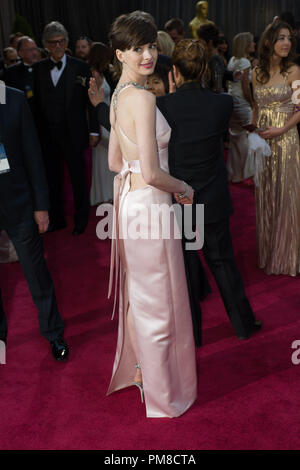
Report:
108,159,142,319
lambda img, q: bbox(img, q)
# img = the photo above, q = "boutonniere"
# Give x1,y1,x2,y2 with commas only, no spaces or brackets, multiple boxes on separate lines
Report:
76,75,87,87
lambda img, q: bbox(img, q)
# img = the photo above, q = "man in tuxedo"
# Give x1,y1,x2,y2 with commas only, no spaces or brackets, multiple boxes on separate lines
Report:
3,36,39,112
0,85,69,360
157,51,261,344
33,21,99,235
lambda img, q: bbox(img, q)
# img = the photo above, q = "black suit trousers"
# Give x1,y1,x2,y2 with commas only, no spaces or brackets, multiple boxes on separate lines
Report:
41,126,89,228
0,218,64,341
181,203,255,340
181,242,210,347
180,202,211,346
201,217,255,337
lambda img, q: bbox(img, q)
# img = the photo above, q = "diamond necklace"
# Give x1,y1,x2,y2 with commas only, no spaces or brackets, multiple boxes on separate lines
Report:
113,81,148,111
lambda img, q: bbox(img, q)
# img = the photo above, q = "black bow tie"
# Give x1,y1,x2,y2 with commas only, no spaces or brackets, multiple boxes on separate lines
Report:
49,60,63,71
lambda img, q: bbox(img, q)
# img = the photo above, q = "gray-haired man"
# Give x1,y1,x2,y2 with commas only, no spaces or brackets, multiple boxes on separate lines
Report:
33,22,99,235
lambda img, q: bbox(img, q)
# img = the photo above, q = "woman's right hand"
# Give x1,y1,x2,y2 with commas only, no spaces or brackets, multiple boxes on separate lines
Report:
88,77,105,107
168,71,176,94
259,126,284,139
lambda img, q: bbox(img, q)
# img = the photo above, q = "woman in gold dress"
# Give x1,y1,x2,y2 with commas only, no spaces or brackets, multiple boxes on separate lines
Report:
251,20,300,276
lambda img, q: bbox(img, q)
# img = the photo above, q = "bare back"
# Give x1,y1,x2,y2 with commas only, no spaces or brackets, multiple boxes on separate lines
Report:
110,85,151,190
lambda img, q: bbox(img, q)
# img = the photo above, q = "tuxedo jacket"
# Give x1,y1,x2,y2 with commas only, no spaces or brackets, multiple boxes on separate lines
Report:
3,62,35,112
0,87,49,225
2,62,34,93
157,83,234,224
33,56,98,150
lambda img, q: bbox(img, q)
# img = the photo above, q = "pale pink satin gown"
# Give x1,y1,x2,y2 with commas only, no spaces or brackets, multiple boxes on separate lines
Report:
107,85,197,418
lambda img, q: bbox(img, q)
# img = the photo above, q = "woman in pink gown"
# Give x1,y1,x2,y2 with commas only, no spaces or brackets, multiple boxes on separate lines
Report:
105,11,197,418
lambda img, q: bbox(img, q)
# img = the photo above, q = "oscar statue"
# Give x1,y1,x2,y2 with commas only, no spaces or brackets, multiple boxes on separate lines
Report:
189,1,215,39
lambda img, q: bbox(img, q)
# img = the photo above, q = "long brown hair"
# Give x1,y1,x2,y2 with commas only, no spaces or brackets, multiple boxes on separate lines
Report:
256,20,296,84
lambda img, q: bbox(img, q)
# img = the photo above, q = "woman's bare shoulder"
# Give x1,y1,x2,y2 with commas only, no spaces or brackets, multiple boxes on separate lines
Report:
122,88,156,119
127,87,155,104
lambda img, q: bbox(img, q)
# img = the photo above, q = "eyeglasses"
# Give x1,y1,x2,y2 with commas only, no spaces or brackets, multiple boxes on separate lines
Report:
47,39,66,47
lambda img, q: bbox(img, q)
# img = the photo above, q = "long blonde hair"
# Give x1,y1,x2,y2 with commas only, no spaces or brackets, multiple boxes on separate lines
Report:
232,32,253,59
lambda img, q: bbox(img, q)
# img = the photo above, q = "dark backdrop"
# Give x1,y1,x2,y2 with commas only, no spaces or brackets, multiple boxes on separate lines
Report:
7,0,300,49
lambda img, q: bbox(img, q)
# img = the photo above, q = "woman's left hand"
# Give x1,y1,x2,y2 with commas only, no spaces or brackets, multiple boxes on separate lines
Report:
259,126,284,139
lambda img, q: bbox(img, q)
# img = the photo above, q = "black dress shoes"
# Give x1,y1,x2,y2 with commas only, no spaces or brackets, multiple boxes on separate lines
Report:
50,336,69,361
238,320,262,340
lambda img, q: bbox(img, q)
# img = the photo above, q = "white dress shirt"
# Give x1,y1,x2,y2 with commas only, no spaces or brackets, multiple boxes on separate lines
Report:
50,54,67,87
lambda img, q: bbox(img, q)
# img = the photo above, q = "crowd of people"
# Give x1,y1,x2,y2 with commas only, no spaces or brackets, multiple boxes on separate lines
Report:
0,6,300,418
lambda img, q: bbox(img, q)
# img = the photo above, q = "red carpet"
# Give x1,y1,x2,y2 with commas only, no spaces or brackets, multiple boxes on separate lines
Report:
1,180,300,450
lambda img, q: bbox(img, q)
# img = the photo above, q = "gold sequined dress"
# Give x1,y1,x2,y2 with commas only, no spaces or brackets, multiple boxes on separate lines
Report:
254,79,300,276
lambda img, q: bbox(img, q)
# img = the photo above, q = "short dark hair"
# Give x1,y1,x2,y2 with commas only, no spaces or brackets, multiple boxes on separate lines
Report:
150,60,172,94
164,18,184,35
109,10,157,52
88,42,113,72
76,35,93,46
197,24,220,48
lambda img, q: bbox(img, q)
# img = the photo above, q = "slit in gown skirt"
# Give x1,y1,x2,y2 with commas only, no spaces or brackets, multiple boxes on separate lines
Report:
107,106,198,418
